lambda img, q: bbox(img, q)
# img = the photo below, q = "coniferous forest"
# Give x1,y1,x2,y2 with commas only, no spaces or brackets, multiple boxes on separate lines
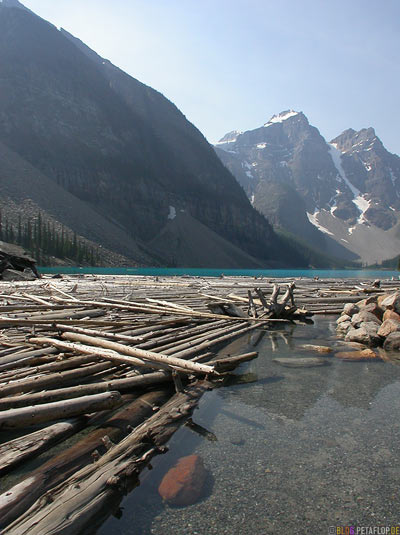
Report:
0,211,98,266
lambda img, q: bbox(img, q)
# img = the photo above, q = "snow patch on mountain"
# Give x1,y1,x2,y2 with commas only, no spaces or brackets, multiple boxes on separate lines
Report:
264,110,299,127
307,210,334,236
215,130,242,145
168,206,176,220
329,144,360,196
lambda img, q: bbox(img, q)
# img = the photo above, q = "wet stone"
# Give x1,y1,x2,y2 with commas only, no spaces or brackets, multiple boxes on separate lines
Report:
299,344,333,353
158,455,208,507
335,349,379,361
230,434,245,446
273,357,330,368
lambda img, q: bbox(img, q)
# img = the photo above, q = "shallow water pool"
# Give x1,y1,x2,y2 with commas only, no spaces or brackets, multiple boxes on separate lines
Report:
99,316,400,535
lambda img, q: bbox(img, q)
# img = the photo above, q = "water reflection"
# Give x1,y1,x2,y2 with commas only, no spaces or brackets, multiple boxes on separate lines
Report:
99,317,400,535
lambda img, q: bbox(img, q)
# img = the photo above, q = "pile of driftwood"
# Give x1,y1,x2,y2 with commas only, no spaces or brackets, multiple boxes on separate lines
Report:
0,276,280,534
0,273,397,533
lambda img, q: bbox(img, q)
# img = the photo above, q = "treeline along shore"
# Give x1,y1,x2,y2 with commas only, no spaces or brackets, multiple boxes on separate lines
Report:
0,273,398,533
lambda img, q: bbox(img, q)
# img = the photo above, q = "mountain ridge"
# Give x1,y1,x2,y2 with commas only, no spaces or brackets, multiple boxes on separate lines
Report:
215,110,400,265
0,2,309,268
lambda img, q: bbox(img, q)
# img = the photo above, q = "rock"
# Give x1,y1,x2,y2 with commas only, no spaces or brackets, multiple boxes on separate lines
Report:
273,357,330,368
336,341,368,350
378,293,391,307
380,292,400,313
377,319,400,338
343,303,359,317
336,320,351,333
383,309,400,322
299,344,332,353
363,302,383,321
1,268,36,281
230,435,245,446
158,455,208,506
337,314,351,324
356,296,377,308
0,241,39,279
345,323,381,346
335,349,379,361
351,311,381,328
383,333,400,351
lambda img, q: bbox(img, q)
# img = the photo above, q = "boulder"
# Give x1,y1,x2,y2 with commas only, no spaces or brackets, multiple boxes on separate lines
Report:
383,309,400,322
336,320,351,333
343,303,359,317
377,319,400,338
335,349,379,361
158,455,208,506
356,296,377,308
336,314,351,324
383,333,400,351
0,241,39,280
351,311,381,328
378,293,391,307
363,302,383,321
345,323,380,346
380,292,400,313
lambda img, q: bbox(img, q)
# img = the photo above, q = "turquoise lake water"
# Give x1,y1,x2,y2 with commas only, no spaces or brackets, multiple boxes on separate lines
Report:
39,266,400,279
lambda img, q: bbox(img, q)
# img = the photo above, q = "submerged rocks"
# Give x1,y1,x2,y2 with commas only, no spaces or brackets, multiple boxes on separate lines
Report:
158,455,208,506
335,349,379,361
299,344,333,353
273,357,330,368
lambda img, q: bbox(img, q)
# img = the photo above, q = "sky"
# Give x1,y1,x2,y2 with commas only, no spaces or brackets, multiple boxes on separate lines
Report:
22,0,400,154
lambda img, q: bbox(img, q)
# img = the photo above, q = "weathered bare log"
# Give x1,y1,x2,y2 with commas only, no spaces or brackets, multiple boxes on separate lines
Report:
211,351,258,372
59,332,216,375
0,371,171,410
247,289,258,317
0,360,115,397
0,346,58,372
0,384,203,533
0,391,122,429
0,417,89,474
54,323,144,343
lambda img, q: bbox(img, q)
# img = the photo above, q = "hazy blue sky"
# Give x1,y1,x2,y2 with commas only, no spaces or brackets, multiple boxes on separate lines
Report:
23,0,400,153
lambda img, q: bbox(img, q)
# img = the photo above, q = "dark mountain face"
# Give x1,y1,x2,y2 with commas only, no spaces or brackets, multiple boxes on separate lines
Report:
331,128,400,230
0,3,304,268
215,111,400,265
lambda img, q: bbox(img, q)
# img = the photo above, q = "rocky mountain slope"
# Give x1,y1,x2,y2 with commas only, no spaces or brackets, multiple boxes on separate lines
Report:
215,111,400,265
0,1,307,268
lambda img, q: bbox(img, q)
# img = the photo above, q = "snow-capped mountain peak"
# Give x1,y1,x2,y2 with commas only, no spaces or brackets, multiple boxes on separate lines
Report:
214,111,400,265
264,110,300,127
